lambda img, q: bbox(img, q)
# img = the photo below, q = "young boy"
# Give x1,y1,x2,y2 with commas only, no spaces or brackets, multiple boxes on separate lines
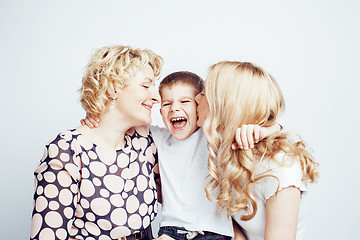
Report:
149,71,233,240
82,71,280,240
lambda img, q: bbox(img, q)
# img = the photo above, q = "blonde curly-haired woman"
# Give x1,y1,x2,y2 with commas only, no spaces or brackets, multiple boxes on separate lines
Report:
195,61,319,240
31,46,162,240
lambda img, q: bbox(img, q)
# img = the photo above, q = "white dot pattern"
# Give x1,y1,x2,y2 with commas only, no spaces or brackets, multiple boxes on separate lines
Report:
31,127,159,239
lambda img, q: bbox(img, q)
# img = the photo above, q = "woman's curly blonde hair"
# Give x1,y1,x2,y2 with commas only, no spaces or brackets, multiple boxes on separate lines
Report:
203,61,319,219
79,45,163,115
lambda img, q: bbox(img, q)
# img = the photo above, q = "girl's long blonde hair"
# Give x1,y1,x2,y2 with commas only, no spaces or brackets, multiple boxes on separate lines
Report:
203,61,318,219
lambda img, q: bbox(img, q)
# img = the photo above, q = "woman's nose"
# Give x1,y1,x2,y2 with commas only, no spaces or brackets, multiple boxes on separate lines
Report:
151,88,160,104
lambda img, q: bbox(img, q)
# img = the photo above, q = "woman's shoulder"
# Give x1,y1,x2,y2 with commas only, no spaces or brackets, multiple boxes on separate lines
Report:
42,128,90,159
45,129,79,147
126,126,151,138
125,126,157,152
36,128,82,179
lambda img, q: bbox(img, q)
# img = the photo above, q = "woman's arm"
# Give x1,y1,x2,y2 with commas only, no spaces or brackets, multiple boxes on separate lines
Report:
30,137,78,239
265,187,300,240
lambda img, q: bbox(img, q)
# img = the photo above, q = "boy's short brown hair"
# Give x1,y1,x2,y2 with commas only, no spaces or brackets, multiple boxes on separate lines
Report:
159,71,204,97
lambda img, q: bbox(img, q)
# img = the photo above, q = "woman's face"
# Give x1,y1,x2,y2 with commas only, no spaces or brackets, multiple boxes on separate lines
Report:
115,64,160,126
195,90,209,127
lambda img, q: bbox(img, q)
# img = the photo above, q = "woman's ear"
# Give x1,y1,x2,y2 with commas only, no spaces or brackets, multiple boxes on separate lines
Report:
106,83,118,99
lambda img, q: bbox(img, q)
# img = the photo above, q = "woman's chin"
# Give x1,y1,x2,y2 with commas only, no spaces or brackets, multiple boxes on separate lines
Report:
142,117,152,126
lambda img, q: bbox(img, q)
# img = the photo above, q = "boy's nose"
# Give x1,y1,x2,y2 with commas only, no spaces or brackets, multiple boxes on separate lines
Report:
170,103,180,112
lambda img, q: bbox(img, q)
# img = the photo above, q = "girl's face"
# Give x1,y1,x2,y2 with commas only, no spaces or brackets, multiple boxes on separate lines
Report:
195,90,209,127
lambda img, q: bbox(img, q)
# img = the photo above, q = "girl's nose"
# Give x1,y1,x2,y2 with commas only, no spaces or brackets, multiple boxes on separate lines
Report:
195,93,201,104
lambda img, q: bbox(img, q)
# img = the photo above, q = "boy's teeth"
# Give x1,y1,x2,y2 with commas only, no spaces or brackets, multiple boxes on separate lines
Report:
171,117,186,122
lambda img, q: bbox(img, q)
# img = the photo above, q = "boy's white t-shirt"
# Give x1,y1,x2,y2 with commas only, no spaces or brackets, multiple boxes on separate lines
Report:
149,126,233,237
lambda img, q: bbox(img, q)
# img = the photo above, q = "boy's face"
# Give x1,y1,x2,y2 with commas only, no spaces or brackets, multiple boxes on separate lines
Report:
160,83,198,140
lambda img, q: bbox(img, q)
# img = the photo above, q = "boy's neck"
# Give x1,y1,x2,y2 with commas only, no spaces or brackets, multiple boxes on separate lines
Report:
171,127,200,141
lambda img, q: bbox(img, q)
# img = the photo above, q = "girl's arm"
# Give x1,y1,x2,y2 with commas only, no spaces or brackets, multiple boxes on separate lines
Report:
233,219,247,240
232,122,282,150
265,187,300,240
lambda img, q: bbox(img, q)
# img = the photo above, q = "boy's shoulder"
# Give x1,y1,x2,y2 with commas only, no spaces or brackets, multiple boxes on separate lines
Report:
149,125,171,142
149,125,168,135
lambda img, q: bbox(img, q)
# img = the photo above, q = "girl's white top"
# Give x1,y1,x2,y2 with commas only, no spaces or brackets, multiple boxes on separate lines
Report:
233,152,309,240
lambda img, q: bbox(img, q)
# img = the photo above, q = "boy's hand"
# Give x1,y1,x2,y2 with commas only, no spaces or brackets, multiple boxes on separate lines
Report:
80,113,100,128
232,123,281,150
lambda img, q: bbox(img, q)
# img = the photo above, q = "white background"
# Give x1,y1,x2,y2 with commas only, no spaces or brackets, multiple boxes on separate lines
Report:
1,0,359,239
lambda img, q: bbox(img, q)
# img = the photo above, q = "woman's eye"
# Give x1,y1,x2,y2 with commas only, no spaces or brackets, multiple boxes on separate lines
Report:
142,85,149,89
181,100,190,103
162,103,170,107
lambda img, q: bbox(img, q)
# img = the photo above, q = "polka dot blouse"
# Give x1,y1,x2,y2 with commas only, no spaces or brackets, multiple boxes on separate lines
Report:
31,127,159,240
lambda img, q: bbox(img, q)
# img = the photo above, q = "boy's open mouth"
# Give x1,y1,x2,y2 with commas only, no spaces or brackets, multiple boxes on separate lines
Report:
170,117,187,129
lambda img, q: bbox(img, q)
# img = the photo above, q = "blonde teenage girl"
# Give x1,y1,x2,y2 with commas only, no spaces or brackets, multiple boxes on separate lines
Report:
195,61,318,240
